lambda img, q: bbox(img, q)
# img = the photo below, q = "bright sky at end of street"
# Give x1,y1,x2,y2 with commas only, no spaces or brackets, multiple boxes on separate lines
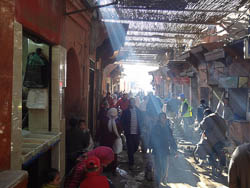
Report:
123,64,158,93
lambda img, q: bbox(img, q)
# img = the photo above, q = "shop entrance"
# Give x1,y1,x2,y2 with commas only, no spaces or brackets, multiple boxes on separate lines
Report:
22,34,51,131
21,32,52,188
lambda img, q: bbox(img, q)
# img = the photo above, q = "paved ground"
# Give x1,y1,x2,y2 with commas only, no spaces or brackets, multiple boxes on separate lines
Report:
105,145,228,188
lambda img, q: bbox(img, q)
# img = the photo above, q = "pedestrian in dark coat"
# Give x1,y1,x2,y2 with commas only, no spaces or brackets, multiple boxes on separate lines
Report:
150,112,177,187
121,98,142,169
228,143,250,188
96,101,110,140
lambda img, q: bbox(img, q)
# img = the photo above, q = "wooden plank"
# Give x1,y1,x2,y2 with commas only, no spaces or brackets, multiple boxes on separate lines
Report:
191,45,204,54
204,48,225,61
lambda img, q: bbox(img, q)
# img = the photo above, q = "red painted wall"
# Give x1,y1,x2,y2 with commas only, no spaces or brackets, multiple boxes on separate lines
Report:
15,0,64,44
0,0,15,170
65,48,82,119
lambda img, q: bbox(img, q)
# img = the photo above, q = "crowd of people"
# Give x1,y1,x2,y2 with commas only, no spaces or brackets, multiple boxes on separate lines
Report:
39,91,250,188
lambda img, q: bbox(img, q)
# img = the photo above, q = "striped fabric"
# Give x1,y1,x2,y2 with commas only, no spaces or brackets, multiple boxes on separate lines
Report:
130,108,138,134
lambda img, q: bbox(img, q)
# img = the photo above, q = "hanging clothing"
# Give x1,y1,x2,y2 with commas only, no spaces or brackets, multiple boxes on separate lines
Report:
23,52,49,88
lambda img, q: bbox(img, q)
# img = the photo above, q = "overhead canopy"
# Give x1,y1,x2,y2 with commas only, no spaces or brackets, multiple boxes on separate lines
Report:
98,0,249,65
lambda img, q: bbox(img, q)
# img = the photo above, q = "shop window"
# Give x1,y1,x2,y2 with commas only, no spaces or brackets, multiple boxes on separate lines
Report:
22,35,51,130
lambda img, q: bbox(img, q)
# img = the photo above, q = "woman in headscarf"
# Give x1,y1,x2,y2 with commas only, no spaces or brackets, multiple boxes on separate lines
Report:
64,146,114,188
97,108,122,175
150,112,177,187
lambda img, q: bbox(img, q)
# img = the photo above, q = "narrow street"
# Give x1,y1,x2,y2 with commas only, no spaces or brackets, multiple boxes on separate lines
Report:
1,1,250,188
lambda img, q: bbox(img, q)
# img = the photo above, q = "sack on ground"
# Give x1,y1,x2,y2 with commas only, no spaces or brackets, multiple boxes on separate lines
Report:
113,137,123,154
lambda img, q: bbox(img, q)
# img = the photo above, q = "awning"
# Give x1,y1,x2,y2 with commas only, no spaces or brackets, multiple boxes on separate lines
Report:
96,22,129,68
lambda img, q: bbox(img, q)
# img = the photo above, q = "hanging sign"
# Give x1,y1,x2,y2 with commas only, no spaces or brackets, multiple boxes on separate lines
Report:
173,77,190,84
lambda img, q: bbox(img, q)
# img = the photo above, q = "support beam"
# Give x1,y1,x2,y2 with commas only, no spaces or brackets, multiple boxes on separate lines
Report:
65,0,118,15
121,46,170,51
118,60,159,65
126,54,157,57
127,29,206,35
102,18,220,25
120,50,166,54
125,55,157,59
114,6,244,14
125,40,186,44
126,35,195,40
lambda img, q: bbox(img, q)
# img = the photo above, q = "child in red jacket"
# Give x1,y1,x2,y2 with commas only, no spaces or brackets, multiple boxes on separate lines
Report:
80,156,110,188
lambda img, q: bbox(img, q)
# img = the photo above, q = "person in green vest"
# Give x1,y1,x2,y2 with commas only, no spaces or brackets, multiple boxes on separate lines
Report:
179,93,193,133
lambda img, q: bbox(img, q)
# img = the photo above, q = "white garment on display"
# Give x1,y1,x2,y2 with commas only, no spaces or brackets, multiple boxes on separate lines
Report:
26,89,48,109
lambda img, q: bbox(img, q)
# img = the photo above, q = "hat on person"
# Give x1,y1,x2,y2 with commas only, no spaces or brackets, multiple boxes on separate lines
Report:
200,99,206,104
107,108,118,117
179,93,185,99
86,156,100,172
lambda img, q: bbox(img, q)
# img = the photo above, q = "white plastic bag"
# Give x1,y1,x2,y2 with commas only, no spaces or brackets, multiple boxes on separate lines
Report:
113,137,123,154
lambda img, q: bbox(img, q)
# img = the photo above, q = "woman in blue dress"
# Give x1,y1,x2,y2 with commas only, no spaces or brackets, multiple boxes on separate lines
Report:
150,112,177,187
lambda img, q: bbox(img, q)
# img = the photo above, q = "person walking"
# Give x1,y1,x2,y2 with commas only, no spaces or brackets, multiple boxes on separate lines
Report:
166,93,181,125
150,112,177,187
197,99,209,123
121,98,142,170
139,96,149,153
96,100,109,142
179,94,193,132
228,143,250,188
96,108,122,175
103,92,115,108
116,93,130,112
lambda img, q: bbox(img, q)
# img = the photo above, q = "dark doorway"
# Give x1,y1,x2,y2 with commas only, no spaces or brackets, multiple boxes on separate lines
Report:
22,150,51,188
88,67,95,135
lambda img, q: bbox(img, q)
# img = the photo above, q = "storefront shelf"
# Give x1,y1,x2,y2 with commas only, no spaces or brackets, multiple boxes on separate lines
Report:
21,132,61,165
